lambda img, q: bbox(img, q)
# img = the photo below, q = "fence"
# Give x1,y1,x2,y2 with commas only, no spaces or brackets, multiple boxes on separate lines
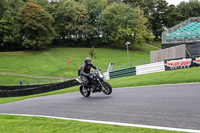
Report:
150,44,186,63
0,79,80,97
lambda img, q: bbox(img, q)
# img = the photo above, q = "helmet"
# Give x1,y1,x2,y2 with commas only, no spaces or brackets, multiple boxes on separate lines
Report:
85,57,91,64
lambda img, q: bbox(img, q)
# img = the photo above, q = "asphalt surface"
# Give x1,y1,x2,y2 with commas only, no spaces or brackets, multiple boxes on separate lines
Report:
0,83,200,130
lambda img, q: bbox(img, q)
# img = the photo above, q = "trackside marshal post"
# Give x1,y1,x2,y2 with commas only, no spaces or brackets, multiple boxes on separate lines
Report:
65,60,71,72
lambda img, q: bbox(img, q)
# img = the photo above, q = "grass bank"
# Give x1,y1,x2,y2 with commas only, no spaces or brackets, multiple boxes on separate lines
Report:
149,41,162,48
0,115,186,133
0,45,158,78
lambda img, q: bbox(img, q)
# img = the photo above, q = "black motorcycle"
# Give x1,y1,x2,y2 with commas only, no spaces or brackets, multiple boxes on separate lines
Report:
77,69,112,97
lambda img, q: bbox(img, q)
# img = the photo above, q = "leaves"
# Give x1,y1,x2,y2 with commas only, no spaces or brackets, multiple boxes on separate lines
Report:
64,1,90,41
133,7,153,46
99,2,151,49
1,0,200,50
15,0,54,50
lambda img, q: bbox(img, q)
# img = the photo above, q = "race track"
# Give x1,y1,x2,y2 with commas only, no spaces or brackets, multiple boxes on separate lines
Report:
0,83,200,130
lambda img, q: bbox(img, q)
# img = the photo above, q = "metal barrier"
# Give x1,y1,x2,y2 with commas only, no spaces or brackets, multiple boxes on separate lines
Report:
104,62,165,79
136,61,165,75
103,72,110,80
109,67,136,79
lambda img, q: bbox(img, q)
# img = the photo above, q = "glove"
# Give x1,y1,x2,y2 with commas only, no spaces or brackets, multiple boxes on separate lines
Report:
96,68,101,71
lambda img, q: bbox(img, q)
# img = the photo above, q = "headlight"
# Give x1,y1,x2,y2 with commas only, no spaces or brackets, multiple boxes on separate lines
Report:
99,73,104,78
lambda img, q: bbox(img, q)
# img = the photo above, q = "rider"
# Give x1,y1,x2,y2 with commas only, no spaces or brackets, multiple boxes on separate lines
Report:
80,57,97,87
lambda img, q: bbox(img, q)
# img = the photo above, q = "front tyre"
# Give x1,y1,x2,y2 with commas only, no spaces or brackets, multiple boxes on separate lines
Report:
80,86,91,97
102,82,112,95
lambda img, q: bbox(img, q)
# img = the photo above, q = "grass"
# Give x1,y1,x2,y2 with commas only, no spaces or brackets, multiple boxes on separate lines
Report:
148,41,162,48
0,45,158,78
0,115,187,133
1,67,200,105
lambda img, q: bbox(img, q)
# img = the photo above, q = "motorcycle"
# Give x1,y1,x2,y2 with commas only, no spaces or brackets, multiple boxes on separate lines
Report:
77,69,112,97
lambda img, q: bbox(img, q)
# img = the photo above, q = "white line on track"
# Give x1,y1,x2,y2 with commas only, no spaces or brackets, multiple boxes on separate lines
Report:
1,113,200,133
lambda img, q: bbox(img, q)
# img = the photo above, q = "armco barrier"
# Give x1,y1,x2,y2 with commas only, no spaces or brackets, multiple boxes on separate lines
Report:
109,67,136,79
105,62,165,79
0,79,80,97
136,61,165,75
103,72,110,80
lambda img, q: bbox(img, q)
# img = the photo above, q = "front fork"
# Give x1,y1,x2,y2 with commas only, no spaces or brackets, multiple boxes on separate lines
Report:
97,78,105,91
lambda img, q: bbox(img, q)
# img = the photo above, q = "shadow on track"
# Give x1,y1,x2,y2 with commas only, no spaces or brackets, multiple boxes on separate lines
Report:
80,95,112,100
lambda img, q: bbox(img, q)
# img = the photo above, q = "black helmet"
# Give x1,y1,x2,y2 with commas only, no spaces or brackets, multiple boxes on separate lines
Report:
85,57,91,64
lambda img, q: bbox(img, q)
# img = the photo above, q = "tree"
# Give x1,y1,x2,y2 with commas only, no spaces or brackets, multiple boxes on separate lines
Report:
0,0,23,50
121,0,154,30
52,0,90,43
0,10,14,50
149,0,168,40
99,2,151,48
32,0,49,8
83,0,107,38
162,5,182,28
0,0,6,19
99,2,134,48
15,0,54,50
107,0,119,4
133,7,154,46
122,0,154,16
63,0,90,42
176,0,200,21
51,0,66,39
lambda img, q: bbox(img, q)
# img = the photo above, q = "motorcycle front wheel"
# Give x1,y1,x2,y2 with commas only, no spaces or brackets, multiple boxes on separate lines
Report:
80,86,91,97
102,82,112,95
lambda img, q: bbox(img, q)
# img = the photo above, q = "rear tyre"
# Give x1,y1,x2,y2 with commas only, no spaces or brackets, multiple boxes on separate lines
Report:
102,82,112,95
80,86,91,97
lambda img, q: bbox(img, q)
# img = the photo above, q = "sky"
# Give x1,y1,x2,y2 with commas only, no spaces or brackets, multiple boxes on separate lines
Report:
166,0,190,6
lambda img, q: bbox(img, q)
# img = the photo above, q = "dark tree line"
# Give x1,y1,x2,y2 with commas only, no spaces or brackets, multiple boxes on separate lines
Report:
0,0,199,50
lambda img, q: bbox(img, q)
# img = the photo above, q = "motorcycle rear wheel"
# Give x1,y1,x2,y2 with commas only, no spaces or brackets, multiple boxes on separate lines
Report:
80,86,91,97
102,82,112,95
